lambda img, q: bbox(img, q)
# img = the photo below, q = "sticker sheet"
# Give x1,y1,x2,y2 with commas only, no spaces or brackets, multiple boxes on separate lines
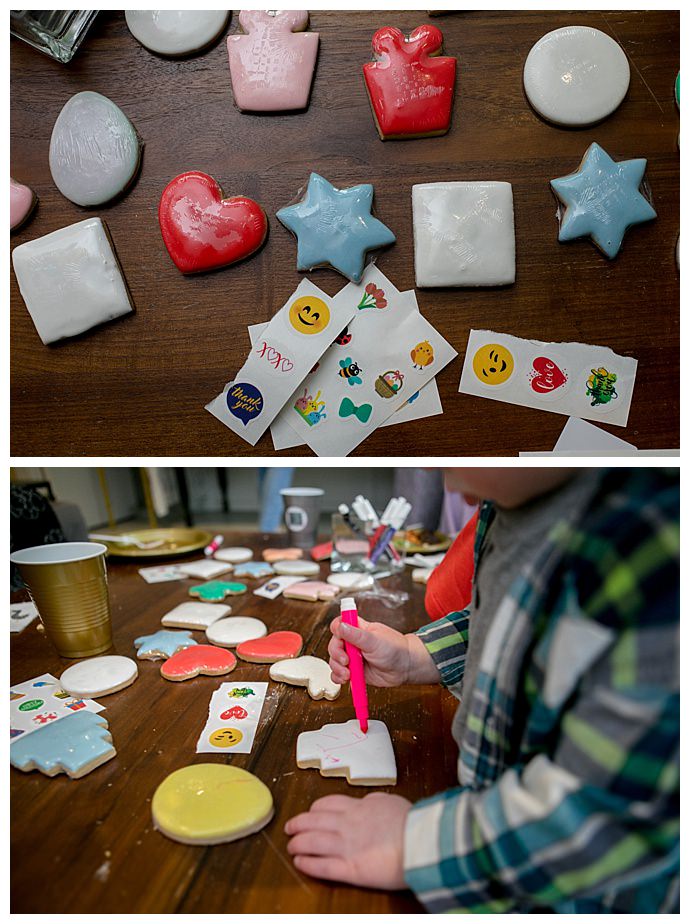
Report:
254,575,306,599
138,565,186,583
10,673,105,741
281,267,458,456
206,279,356,446
10,602,39,633
459,330,638,428
196,681,267,754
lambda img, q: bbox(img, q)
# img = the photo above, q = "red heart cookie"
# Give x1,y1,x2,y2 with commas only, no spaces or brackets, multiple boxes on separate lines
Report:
159,171,268,274
530,356,567,394
160,644,237,682
236,631,303,664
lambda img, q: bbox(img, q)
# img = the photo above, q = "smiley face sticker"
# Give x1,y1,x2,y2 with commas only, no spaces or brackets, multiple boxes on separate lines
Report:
288,295,330,335
472,343,515,386
209,727,244,749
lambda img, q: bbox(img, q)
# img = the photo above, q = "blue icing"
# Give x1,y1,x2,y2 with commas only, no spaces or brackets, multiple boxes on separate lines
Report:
276,172,396,282
134,629,198,659
550,142,657,259
233,561,274,578
10,712,114,777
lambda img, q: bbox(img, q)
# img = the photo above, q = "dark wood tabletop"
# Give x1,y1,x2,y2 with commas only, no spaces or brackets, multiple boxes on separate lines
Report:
11,532,459,913
10,10,679,457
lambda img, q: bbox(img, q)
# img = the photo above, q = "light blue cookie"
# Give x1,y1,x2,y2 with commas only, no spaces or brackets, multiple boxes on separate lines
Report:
550,142,657,259
134,629,198,660
10,712,115,779
276,172,396,282
232,561,275,579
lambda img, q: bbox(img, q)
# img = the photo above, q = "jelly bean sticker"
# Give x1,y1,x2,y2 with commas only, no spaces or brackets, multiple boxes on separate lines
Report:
472,343,514,386
288,295,330,335
209,727,244,748
221,705,248,721
18,699,43,712
226,382,263,426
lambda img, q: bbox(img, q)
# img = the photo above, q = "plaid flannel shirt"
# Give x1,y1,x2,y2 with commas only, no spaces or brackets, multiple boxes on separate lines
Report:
405,469,679,913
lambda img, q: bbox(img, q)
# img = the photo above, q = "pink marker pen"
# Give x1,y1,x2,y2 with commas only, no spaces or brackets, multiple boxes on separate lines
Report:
204,534,224,557
340,596,369,734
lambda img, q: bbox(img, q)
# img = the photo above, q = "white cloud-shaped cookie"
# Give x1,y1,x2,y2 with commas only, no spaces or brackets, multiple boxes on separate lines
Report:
270,655,340,700
296,719,396,786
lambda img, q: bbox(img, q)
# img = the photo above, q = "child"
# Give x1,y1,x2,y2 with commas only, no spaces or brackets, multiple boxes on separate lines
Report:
285,468,679,913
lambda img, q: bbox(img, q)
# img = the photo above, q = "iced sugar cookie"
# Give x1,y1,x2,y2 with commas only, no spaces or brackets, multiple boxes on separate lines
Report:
296,719,397,786
60,655,138,699
134,629,198,660
177,559,234,579
550,142,657,258
283,581,339,602
276,173,396,283
49,91,141,207
10,177,37,231
236,631,303,663
189,580,247,602
126,10,229,57
228,11,319,112
161,601,230,629
273,559,320,577
214,546,253,564
12,217,134,345
206,616,267,648
327,572,375,591
262,548,302,563
159,171,268,274
152,764,274,844
232,561,275,579
524,26,629,127
270,655,340,700
160,644,237,681
10,712,115,779
363,24,456,140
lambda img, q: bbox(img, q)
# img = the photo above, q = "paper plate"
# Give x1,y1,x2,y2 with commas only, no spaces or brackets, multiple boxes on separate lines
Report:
98,528,213,558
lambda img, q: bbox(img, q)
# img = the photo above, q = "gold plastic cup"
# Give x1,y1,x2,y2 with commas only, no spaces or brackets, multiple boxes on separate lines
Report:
10,542,112,658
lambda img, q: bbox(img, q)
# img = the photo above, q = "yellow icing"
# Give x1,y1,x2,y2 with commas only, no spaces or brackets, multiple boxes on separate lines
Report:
152,764,273,844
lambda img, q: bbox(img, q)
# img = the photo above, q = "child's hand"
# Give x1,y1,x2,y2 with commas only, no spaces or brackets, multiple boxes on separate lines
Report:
285,792,411,889
328,616,440,687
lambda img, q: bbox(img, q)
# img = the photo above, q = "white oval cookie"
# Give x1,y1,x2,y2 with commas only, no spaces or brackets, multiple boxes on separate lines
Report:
326,572,374,591
125,10,229,57
60,655,138,698
213,547,253,564
206,616,267,648
273,560,320,577
270,655,341,700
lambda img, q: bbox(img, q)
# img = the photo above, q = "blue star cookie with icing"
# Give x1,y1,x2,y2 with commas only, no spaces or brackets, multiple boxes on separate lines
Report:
276,172,396,282
550,142,657,259
232,560,275,579
10,712,115,779
134,629,198,661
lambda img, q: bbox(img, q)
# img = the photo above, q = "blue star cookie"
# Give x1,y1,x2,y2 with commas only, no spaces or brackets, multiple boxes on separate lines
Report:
550,143,656,259
134,629,198,661
276,172,396,282
10,712,115,779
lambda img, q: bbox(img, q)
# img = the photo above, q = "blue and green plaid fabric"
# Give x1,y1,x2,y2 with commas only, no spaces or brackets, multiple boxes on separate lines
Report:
405,469,679,913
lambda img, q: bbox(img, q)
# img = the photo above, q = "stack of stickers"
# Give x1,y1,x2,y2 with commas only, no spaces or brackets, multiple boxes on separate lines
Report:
207,267,457,456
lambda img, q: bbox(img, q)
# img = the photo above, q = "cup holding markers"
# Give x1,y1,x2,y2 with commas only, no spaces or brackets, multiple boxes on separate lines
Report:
280,487,324,549
330,505,370,573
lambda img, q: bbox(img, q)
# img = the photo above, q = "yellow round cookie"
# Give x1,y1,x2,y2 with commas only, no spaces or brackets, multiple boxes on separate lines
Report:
152,764,274,845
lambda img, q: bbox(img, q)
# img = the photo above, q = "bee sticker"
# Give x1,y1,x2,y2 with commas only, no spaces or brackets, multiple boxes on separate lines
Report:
586,367,618,406
338,357,363,386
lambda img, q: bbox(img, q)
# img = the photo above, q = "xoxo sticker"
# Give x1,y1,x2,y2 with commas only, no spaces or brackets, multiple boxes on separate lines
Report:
255,341,295,373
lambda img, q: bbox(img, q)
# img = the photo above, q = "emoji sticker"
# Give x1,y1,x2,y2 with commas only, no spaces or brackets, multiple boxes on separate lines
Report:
529,357,568,395
221,706,249,721
209,727,244,748
411,340,434,370
586,367,618,406
228,687,255,698
288,295,330,335
374,369,404,398
293,389,327,426
339,397,372,424
357,282,387,311
472,343,514,386
226,382,263,426
18,699,43,712
338,357,363,386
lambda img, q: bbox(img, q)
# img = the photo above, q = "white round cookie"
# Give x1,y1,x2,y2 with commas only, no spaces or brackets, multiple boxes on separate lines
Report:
326,572,375,591
206,617,267,648
523,26,630,126
273,560,320,577
125,11,230,57
213,547,253,564
60,655,138,698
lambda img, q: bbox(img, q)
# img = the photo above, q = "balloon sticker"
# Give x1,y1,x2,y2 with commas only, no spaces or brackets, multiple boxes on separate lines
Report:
528,356,568,396
472,343,514,386
196,681,268,755
226,382,263,426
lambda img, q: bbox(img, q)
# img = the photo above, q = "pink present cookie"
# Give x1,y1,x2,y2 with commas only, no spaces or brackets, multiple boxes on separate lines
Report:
283,581,339,602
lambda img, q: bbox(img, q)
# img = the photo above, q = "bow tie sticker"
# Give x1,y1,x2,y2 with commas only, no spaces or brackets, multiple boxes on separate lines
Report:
339,396,372,424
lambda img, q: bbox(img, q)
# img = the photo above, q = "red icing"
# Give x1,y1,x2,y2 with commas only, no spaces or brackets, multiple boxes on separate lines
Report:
363,25,456,139
530,357,567,394
161,644,236,679
159,171,267,274
236,631,303,662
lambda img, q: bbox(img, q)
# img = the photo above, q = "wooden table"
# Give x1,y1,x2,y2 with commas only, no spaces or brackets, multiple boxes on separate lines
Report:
10,11,679,456
11,533,459,913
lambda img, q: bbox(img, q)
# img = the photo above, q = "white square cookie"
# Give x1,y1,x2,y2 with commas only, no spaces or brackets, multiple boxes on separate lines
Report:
412,181,515,287
161,602,230,629
12,217,133,344
178,560,234,580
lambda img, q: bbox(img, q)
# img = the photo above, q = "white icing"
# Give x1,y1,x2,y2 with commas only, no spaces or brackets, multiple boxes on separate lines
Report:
523,26,630,127
412,181,515,287
296,719,397,785
162,601,230,629
270,655,341,700
273,560,320,576
178,559,233,579
12,217,133,345
59,655,138,698
126,10,229,56
206,616,267,647
326,572,374,590
412,567,434,585
213,547,253,563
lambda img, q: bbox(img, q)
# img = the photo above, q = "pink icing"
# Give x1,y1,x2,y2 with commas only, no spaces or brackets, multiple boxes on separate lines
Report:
10,177,35,230
227,10,319,112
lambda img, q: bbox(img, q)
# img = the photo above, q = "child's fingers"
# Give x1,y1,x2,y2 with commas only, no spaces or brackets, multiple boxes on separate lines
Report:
284,810,342,836
338,621,377,652
327,633,348,665
286,831,342,858
330,663,350,684
292,853,353,883
330,614,370,639
308,793,356,814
